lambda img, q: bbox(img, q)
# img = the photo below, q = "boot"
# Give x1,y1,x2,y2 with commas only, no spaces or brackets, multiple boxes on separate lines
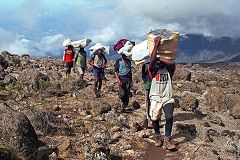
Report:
154,135,163,147
163,136,176,150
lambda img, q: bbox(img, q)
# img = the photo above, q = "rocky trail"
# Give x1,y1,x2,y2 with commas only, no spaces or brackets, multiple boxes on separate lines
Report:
0,51,240,160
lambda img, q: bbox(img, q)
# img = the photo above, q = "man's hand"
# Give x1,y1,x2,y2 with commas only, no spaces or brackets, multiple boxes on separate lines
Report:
118,80,122,86
154,36,162,46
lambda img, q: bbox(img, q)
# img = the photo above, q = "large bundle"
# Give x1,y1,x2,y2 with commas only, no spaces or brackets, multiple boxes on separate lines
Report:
89,43,109,55
147,29,179,60
131,40,149,65
114,39,135,57
71,39,92,48
63,39,72,47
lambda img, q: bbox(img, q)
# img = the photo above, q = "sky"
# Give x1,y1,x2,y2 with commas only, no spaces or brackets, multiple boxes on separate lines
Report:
0,0,239,56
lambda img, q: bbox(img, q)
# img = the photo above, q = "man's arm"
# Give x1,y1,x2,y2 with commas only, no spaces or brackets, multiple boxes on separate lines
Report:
114,60,122,86
103,54,107,68
149,37,161,70
88,54,95,66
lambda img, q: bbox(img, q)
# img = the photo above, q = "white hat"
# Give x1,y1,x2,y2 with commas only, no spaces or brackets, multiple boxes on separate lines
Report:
89,43,109,54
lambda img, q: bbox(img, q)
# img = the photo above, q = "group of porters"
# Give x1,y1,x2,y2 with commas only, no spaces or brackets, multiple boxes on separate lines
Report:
62,29,179,150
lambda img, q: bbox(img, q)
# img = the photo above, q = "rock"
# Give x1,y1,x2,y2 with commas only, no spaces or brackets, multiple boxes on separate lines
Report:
62,79,88,91
59,139,71,152
111,132,122,143
230,103,240,119
221,130,236,137
206,87,229,112
207,129,220,137
0,148,13,160
0,54,8,69
203,132,214,143
18,105,73,136
177,92,199,112
18,69,50,90
110,126,121,133
0,103,39,159
138,130,150,138
224,138,239,155
207,112,225,127
173,68,191,81
132,101,141,110
200,121,211,127
130,122,143,132
175,123,197,136
3,75,17,85
85,123,111,160
100,103,112,114
53,105,61,112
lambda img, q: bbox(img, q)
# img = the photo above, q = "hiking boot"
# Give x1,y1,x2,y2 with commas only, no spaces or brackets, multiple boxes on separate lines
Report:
154,135,163,147
163,136,176,150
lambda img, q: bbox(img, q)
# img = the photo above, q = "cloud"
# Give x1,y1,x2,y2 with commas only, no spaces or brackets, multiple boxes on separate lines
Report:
1,0,240,57
8,0,43,29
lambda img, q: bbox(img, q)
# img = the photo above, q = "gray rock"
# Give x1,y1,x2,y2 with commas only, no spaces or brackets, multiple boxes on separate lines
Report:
177,92,199,112
175,123,197,136
0,103,39,159
207,112,225,127
18,105,73,136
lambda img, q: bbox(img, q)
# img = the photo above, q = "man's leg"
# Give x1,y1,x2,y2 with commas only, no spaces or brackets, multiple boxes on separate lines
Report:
163,103,175,150
150,100,163,147
94,76,99,98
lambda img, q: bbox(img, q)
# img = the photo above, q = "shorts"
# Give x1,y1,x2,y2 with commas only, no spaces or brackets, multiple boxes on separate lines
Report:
65,62,73,69
92,66,104,80
149,98,175,121
77,66,85,75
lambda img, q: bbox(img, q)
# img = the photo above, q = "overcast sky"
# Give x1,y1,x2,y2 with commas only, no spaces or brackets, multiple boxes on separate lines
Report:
0,0,239,56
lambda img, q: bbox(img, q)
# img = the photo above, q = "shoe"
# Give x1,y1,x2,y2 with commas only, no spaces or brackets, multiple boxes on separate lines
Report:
163,136,176,150
154,135,163,147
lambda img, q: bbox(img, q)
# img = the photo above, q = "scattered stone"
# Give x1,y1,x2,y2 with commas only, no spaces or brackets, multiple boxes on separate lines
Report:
176,123,197,136
132,101,141,110
230,103,240,119
53,105,61,112
207,112,225,127
111,132,122,143
221,130,236,137
207,129,220,137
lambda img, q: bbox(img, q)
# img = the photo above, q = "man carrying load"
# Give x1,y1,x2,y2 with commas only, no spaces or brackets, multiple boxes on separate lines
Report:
148,37,176,150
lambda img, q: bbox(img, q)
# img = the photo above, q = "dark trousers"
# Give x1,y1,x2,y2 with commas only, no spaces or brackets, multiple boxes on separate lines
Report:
152,103,174,137
119,77,131,106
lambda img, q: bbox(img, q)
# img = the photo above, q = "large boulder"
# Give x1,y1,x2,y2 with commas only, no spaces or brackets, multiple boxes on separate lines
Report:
0,103,39,159
17,105,73,136
176,92,199,112
62,79,88,92
18,69,50,90
0,54,8,70
206,87,230,112
173,68,191,81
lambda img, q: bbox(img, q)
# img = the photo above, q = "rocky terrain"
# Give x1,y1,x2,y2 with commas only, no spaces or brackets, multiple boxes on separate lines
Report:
0,51,240,160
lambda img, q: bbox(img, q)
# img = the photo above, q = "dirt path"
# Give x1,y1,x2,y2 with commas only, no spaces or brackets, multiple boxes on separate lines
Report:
143,143,184,160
